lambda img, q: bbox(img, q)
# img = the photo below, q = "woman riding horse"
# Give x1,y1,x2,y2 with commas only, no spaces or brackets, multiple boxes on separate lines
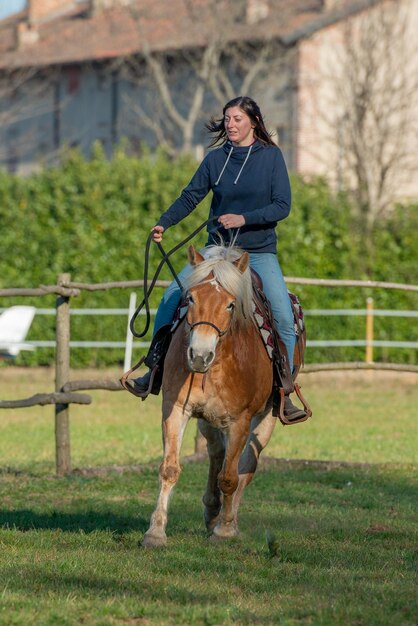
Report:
126,95,309,421
139,243,309,546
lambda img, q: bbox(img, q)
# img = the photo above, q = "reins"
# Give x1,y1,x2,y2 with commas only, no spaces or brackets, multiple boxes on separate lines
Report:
129,216,218,338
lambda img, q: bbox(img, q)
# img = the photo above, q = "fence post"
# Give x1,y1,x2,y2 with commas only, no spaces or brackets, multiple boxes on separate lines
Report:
124,292,137,372
55,273,71,476
365,296,374,364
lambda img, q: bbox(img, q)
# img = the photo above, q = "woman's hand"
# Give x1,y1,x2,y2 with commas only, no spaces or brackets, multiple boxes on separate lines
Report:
218,214,246,229
151,225,165,243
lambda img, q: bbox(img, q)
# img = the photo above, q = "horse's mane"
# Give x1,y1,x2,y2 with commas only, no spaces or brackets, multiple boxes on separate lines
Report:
186,245,255,328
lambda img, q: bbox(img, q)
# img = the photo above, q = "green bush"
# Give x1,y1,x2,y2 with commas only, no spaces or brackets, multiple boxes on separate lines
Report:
0,147,416,367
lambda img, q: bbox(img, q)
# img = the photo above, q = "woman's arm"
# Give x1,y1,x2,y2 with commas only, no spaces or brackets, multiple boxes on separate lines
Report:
157,157,211,230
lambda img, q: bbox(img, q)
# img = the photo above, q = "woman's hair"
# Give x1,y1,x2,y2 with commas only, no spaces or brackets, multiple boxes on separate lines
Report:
205,96,275,147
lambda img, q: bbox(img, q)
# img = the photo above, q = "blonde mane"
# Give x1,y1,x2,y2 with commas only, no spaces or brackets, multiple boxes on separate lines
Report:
186,245,255,327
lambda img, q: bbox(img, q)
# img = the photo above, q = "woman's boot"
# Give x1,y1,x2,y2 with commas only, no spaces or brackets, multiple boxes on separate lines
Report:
283,395,307,421
125,369,154,397
273,338,311,424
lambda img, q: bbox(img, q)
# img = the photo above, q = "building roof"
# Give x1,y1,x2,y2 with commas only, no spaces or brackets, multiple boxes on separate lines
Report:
0,0,382,71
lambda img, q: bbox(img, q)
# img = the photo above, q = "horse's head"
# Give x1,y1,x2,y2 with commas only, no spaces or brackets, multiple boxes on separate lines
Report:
185,245,251,373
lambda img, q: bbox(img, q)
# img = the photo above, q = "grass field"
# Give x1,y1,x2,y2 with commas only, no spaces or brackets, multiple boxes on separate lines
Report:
0,367,417,625
0,367,417,472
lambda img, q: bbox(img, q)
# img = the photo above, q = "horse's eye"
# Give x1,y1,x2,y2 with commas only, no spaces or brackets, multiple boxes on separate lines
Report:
227,302,235,312
188,294,194,305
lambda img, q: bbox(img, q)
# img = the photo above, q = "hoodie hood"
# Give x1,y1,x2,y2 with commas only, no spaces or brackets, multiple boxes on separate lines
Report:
221,139,264,158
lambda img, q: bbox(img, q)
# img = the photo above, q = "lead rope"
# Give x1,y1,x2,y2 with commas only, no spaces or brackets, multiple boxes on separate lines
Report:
121,217,219,389
129,216,218,339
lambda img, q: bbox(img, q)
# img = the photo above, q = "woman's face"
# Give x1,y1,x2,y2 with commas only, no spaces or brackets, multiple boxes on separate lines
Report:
224,106,255,147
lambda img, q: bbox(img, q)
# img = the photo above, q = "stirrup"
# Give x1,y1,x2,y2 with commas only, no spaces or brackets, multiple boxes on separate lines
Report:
120,361,161,400
120,324,171,399
120,357,158,400
121,367,160,400
278,385,312,426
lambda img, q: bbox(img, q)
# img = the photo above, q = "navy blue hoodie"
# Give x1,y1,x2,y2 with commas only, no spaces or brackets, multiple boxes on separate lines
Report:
157,140,291,253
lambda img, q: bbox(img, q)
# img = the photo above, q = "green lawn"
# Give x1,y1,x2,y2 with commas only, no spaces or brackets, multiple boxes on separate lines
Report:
0,367,417,625
0,462,417,626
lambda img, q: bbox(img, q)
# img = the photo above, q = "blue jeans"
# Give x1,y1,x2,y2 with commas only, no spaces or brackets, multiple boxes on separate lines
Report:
153,251,296,371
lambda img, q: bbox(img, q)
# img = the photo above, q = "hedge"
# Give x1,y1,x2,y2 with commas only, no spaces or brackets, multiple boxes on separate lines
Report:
0,144,417,367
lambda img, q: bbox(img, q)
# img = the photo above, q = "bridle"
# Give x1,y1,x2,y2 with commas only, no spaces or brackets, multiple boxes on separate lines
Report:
186,318,231,338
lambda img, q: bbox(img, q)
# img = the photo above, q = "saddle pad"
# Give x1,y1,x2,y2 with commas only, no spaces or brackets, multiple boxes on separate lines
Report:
289,292,305,336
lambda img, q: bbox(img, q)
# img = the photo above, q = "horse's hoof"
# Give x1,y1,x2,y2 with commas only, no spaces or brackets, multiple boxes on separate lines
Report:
141,531,167,548
204,512,220,532
210,524,240,540
209,531,240,542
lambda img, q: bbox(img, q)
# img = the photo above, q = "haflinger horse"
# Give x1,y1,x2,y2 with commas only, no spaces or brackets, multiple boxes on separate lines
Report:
142,243,305,547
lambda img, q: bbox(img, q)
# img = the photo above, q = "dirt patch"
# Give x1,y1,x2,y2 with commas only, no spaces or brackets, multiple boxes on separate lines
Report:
300,368,418,387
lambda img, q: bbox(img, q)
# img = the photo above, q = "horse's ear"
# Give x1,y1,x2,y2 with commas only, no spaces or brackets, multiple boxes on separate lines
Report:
233,251,249,274
188,245,205,266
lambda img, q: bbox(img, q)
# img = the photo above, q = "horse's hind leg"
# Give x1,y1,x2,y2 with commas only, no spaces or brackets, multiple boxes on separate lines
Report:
212,419,251,540
142,403,190,548
232,409,276,525
198,419,225,531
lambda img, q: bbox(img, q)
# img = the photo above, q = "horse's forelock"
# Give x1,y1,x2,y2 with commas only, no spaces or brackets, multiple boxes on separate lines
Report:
186,246,254,327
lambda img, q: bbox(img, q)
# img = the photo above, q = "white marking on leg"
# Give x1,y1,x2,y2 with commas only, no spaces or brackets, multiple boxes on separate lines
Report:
143,405,190,546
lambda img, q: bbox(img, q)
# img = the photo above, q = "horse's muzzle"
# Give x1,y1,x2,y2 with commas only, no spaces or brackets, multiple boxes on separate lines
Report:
187,346,215,373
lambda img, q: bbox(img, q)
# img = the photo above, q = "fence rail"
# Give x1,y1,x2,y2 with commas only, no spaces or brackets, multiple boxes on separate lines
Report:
5,339,418,349
2,304,417,353
2,276,418,296
2,307,417,316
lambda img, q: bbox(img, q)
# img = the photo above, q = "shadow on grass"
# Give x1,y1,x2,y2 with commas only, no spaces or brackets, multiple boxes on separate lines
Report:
0,461,416,540
0,509,150,534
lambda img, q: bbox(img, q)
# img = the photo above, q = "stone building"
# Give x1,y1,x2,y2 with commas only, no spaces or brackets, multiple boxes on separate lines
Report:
0,0,417,203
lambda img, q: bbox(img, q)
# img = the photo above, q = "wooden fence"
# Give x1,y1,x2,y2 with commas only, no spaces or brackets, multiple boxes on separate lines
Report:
1,274,417,475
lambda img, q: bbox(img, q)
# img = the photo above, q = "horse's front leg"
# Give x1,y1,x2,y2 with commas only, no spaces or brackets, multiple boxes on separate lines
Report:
142,402,190,548
212,418,250,540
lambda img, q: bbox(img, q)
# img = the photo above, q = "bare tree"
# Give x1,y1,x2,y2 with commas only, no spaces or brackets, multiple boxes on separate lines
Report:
330,0,418,235
118,0,292,155
0,68,36,167
0,67,61,170
125,42,222,155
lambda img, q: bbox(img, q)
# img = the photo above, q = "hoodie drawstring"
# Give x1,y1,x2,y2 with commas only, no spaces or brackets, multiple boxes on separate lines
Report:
214,143,254,186
234,144,253,184
214,146,233,185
